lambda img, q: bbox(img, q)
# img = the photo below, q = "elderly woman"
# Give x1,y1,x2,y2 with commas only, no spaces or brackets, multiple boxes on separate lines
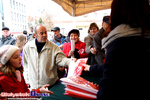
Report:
62,29,88,59
84,22,99,65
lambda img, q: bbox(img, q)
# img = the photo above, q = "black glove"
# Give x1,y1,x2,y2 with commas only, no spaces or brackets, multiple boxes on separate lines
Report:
74,48,80,59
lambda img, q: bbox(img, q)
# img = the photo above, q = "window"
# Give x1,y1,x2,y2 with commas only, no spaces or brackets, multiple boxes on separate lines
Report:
24,16,26,23
0,0,4,20
79,28,83,30
20,14,21,22
23,25,24,30
15,24,17,32
22,4,23,12
18,14,20,22
18,24,19,32
20,4,21,11
11,12,13,20
13,0,15,9
12,23,14,32
10,0,12,8
22,15,24,22
17,13,19,22
19,3,20,11
16,2,18,10
2,22,4,27
24,5,26,12
61,28,65,34
20,25,22,32
14,12,16,21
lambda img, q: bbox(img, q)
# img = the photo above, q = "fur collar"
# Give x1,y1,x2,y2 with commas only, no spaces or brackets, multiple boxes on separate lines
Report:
88,32,94,39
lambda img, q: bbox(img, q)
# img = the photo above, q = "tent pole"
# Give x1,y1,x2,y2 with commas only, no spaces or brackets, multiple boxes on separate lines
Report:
72,1,76,28
72,1,76,17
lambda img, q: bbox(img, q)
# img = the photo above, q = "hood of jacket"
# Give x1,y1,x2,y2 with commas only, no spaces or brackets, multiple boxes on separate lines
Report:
54,34,66,41
1,34,12,40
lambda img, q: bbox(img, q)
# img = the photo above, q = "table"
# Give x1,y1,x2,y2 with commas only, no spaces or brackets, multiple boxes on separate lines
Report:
41,73,100,100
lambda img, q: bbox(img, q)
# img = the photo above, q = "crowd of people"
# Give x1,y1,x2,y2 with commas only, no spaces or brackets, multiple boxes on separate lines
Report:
0,0,150,99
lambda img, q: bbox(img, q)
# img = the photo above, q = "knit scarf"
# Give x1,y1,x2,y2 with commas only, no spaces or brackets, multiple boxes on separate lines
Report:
102,24,142,49
88,32,94,39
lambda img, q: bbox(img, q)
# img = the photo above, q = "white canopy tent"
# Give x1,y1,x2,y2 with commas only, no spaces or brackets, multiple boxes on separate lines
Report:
52,0,112,17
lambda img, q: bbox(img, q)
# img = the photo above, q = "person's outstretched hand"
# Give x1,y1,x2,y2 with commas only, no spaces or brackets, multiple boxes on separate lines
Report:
59,44,63,49
40,84,54,95
90,48,97,55
82,64,90,71
68,50,74,57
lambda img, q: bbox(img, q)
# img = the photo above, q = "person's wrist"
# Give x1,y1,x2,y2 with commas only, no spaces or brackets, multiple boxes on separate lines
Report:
89,45,93,49
68,54,71,57
88,65,90,71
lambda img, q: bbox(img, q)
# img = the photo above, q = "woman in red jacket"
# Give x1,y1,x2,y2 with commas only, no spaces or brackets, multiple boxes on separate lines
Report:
62,29,88,59
0,45,53,98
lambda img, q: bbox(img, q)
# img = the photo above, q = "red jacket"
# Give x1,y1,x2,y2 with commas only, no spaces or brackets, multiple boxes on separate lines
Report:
0,72,40,93
62,40,88,58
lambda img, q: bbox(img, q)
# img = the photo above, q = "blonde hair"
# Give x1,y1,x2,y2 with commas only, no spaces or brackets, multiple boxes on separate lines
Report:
15,34,27,52
0,62,23,77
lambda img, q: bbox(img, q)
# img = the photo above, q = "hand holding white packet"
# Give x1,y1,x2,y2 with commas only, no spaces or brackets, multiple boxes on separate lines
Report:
67,60,78,77
71,40,75,58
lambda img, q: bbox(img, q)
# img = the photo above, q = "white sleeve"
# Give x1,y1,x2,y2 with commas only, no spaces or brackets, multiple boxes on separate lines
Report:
23,46,29,84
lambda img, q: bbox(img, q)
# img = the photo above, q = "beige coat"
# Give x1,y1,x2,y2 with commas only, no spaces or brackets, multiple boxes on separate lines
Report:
23,39,71,89
84,33,94,54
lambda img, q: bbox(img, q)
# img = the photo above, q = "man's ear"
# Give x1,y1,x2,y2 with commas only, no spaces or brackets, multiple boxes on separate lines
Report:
33,33,37,38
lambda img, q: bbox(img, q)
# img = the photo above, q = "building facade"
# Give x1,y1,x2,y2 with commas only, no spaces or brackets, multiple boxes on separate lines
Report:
0,0,27,33
52,9,111,41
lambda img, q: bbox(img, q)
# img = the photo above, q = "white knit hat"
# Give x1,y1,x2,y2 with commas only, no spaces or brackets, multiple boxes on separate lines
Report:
0,45,19,65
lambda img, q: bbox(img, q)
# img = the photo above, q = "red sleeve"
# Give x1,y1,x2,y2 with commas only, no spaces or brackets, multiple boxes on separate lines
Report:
0,76,28,93
78,42,89,58
0,84,2,93
31,88,40,93
62,43,69,57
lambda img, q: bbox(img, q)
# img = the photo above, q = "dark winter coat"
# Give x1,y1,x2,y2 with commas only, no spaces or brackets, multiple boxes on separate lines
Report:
89,24,150,100
0,35,16,47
